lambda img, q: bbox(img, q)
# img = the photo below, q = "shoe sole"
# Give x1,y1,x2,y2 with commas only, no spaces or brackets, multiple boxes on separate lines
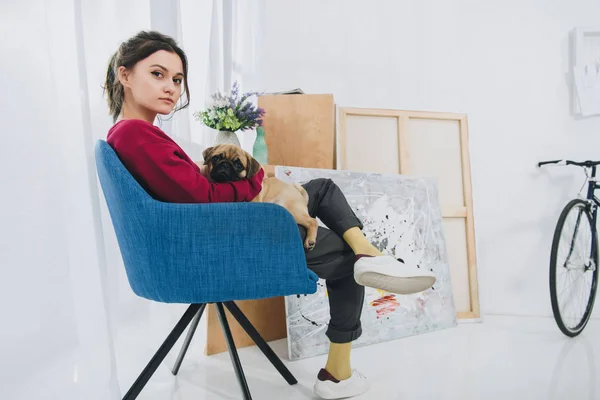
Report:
356,272,436,295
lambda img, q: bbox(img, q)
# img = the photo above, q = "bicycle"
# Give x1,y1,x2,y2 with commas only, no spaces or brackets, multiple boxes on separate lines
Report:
538,159,600,337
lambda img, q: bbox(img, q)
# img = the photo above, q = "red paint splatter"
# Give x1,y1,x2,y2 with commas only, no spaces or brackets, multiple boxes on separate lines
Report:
284,169,292,176
370,295,399,318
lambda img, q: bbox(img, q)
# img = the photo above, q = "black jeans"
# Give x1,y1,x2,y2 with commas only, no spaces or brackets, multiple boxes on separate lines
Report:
298,178,365,343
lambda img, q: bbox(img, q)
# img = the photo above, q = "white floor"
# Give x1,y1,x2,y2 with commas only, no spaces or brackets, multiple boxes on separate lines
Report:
116,315,600,400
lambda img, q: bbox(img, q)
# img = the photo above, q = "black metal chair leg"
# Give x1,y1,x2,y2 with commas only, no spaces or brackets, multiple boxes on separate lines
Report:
224,301,297,385
172,303,206,375
123,304,203,400
216,303,253,400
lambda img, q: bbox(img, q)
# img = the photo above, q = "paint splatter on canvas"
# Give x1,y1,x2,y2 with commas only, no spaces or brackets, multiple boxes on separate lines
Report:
276,167,457,361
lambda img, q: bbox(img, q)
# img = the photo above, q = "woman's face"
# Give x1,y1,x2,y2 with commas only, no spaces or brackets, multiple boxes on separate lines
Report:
119,50,184,116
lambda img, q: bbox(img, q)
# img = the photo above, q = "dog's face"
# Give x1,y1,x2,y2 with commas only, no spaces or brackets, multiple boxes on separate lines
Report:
202,144,261,182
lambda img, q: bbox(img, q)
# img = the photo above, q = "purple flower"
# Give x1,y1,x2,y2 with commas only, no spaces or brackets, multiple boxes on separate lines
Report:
197,81,266,131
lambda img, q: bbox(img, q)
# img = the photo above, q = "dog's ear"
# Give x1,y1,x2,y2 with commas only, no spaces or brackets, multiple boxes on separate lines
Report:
202,147,214,165
245,152,261,178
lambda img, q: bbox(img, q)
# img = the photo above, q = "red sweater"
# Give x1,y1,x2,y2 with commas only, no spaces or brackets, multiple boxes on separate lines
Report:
106,119,264,203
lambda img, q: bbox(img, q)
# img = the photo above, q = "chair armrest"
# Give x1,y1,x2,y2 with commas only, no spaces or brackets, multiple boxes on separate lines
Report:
135,201,318,303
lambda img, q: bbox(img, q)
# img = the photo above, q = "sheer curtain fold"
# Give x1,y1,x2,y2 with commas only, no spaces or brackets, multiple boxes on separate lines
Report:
1,0,263,399
176,0,265,153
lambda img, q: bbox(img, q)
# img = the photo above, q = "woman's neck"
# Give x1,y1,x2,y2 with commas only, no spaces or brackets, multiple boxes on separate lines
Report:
119,102,156,125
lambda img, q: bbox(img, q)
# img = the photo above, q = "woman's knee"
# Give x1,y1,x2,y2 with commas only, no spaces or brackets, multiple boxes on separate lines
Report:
317,178,338,193
303,178,336,198
309,177,334,187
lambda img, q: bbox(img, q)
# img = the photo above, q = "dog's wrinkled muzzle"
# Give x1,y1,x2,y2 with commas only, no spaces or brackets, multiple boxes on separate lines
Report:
211,161,239,182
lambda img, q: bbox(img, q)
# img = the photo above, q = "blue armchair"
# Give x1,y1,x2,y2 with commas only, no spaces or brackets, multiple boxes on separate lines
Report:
95,140,318,400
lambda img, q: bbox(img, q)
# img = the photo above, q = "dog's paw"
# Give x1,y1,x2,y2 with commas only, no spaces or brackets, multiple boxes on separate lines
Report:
304,240,316,252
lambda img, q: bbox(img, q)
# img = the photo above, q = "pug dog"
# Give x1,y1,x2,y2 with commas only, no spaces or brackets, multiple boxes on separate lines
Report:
201,144,318,251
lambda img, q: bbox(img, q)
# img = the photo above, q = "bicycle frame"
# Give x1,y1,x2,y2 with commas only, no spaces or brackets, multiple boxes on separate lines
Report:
584,165,600,228
566,166,600,272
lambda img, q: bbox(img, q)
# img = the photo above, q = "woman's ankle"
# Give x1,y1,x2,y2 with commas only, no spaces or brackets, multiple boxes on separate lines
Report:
354,246,383,258
342,228,382,256
324,365,352,381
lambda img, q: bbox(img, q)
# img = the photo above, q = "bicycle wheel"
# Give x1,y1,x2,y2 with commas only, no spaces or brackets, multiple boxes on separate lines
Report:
550,199,599,337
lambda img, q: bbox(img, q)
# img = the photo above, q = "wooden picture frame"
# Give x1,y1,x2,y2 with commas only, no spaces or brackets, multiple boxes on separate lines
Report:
337,107,480,319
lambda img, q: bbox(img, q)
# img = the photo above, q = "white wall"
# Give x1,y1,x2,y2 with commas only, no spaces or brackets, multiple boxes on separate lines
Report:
260,0,600,318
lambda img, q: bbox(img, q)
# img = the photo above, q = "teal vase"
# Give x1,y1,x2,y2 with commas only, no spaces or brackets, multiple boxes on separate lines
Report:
252,127,269,164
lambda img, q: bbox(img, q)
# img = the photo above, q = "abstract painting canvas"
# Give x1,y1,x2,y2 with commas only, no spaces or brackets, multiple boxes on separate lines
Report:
275,166,457,360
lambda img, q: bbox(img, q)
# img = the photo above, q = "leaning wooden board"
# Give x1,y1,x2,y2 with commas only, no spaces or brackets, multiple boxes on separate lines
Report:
337,107,480,319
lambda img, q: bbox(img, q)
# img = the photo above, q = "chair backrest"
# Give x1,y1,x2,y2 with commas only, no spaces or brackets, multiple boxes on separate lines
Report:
95,140,158,297
95,140,153,208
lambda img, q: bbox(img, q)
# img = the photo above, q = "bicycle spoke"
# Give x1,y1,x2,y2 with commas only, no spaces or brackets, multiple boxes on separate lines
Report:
556,268,586,298
569,272,592,327
559,269,588,326
559,270,591,327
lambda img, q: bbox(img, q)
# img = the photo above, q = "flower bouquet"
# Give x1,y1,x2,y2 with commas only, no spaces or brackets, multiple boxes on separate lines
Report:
194,82,265,146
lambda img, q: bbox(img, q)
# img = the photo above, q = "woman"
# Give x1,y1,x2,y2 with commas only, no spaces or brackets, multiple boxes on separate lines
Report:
104,30,435,400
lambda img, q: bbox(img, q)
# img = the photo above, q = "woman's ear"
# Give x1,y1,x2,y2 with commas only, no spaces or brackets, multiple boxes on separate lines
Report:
117,66,131,88
202,147,214,165
246,154,261,178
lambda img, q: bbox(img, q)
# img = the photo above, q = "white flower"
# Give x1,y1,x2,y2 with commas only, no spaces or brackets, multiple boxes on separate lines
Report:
212,98,228,108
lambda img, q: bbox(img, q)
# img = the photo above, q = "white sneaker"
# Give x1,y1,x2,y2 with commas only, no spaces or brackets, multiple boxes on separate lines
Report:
313,368,370,399
354,255,436,295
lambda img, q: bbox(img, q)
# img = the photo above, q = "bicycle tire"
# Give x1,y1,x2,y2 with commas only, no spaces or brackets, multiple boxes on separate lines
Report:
549,199,599,337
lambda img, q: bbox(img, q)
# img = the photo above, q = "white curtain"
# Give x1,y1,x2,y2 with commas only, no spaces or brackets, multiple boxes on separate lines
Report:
0,0,263,399
175,0,266,155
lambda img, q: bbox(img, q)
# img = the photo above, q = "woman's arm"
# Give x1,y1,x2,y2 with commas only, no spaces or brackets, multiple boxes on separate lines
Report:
132,141,264,203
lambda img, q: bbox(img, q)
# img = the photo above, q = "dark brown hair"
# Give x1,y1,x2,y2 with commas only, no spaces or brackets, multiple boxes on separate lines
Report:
103,30,190,122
